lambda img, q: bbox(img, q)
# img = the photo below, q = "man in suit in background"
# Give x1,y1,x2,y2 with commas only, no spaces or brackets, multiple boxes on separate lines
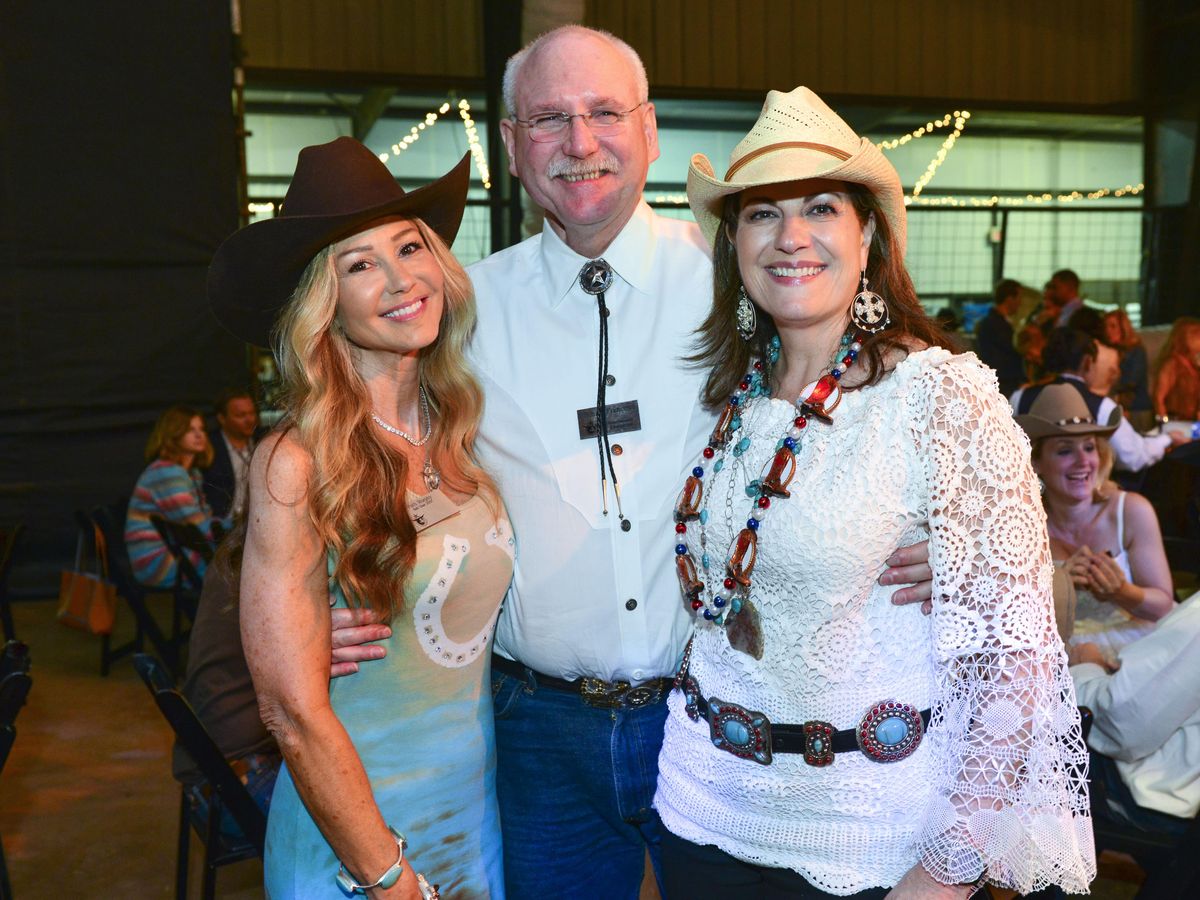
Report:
202,388,258,520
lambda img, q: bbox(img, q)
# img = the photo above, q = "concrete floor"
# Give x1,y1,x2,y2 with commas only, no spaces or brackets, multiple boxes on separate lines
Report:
1,598,261,898
1,597,1144,898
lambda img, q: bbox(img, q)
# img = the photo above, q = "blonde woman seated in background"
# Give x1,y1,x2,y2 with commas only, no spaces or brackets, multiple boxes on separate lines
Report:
1016,383,1174,666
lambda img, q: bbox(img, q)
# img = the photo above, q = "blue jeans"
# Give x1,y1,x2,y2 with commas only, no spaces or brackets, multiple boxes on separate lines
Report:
492,668,669,900
186,753,279,842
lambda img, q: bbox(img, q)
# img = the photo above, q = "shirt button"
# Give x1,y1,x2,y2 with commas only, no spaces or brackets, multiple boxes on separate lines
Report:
625,598,637,611
605,374,616,386
631,669,645,680
611,443,623,455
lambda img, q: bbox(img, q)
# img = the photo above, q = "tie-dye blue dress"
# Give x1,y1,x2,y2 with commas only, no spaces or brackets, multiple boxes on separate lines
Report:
264,495,513,899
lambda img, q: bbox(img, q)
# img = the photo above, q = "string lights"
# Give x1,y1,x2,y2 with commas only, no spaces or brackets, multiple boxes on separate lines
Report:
458,99,491,189
905,183,1145,207
906,111,969,197
374,98,490,189
876,111,969,151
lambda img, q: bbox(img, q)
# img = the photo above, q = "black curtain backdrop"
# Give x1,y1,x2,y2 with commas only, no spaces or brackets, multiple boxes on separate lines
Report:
1,3,244,593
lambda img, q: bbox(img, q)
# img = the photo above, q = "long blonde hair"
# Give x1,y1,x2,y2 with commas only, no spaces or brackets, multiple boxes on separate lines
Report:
272,219,494,620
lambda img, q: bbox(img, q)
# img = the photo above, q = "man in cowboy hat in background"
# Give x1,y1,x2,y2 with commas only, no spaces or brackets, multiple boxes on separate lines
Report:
333,26,934,898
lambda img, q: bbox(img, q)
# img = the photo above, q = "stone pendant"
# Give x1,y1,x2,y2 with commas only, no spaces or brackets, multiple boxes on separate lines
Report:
726,598,763,659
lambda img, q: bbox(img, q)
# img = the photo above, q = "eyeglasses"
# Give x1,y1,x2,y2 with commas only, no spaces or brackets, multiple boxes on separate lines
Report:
514,103,645,143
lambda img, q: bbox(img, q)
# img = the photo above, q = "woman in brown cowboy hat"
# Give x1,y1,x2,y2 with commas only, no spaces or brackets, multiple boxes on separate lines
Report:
209,138,509,898
655,87,1094,898
1017,383,1174,666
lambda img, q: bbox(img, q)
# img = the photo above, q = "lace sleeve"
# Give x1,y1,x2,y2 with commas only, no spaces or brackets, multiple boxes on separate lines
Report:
910,356,1095,894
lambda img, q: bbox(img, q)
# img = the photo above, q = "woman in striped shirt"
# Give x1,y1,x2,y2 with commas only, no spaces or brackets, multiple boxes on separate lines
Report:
124,405,228,587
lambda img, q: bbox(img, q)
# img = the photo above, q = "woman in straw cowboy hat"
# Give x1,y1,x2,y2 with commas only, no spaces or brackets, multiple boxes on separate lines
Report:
1016,383,1174,666
209,138,510,899
655,88,1094,898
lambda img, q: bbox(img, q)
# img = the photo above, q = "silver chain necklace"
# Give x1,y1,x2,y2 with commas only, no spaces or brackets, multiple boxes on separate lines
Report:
371,385,433,447
371,386,441,491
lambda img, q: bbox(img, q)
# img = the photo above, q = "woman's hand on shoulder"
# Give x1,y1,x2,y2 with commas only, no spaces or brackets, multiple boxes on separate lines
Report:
886,863,976,900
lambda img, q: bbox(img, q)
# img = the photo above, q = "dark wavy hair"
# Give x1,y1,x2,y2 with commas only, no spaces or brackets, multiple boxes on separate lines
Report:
690,183,945,409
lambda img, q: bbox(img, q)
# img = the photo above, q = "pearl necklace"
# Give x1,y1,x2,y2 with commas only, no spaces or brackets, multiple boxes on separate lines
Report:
673,330,863,642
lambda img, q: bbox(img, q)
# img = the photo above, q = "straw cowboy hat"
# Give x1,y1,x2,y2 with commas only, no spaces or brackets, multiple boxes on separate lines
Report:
209,137,471,347
687,86,906,254
1014,383,1121,441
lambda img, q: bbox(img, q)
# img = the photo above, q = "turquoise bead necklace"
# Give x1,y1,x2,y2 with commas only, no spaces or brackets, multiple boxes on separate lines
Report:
673,329,863,638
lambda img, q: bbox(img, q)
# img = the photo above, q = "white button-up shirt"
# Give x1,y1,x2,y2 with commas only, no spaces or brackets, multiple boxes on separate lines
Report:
468,202,715,681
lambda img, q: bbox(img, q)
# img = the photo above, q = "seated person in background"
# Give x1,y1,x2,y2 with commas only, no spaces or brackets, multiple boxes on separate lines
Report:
202,388,259,520
124,405,230,587
1152,316,1200,421
1012,328,1185,473
1069,591,1200,832
975,278,1027,397
1016,384,1175,665
173,562,281,831
1104,309,1151,415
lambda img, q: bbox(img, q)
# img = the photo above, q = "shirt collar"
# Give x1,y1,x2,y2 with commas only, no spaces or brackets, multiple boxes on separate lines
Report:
538,201,657,308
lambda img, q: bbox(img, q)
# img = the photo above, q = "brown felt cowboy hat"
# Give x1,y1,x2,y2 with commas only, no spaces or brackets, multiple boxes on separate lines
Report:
209,137,471,347
1014,383,1121,441
687,86,906,254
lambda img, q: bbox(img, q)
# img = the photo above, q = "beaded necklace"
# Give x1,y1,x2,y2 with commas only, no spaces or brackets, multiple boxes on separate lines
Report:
673,329,863,656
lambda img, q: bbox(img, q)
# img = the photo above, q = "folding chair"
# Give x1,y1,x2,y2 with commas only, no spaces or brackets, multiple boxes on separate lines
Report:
150,516,211,641
1,640,33,900
133,653,265,900
85,504,185,678
0,524,23,643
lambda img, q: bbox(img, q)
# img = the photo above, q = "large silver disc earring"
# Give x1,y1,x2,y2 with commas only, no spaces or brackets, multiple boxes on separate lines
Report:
736,286,757,342
850,272,891,334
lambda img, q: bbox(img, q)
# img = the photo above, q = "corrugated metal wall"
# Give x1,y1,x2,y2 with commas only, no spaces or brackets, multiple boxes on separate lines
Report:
241,0,484,79
240,0,1137,107
585,0,1137,104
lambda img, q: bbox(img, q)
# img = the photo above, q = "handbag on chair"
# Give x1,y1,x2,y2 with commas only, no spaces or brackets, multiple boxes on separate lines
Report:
57,522,118,635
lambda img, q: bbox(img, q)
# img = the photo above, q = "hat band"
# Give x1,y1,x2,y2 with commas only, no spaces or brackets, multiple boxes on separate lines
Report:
724,141,853,180
1055,415,1096,426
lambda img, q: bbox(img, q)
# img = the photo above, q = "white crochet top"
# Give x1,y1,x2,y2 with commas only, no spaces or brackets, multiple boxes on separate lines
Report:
655,349,1096,895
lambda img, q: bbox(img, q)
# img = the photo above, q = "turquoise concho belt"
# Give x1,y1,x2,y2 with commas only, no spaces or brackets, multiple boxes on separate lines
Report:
680,675,929,767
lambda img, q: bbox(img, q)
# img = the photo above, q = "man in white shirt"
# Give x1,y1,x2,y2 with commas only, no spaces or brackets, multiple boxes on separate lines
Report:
1071,591,1200,824
332,25,933,898
1011,328,1183,472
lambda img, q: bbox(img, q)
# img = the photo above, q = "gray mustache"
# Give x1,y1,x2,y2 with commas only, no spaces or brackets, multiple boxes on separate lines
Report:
547,152,621,179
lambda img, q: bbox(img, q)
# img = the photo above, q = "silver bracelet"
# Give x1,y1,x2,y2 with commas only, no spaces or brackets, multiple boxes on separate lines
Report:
335,826,406,894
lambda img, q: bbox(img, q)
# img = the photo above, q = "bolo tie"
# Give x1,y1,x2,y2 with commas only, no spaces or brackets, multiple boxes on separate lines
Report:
579,258,629,532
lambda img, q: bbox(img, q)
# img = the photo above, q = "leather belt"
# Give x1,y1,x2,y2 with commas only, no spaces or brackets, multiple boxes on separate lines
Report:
492,653,671,710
